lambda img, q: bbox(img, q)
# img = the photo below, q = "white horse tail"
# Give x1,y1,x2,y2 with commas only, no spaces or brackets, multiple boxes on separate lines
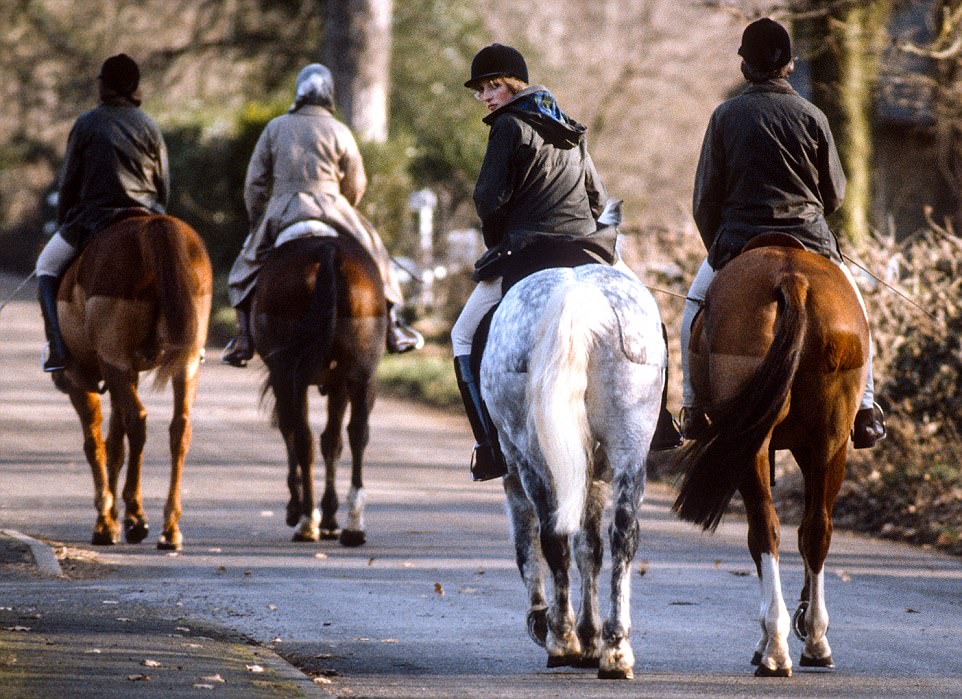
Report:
529,276,613,535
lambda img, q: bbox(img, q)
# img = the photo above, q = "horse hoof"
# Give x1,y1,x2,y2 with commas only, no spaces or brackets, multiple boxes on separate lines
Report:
754,664,792,678
286,512,299,528
124,520,149,544
157,534,183,551
292,530,319,543
526,608,548,647
546,654,582,668
598,667,633,680
751,651,762,666
320,528,340,540
91,531,118,546
339,529,366,547
800,654,835,669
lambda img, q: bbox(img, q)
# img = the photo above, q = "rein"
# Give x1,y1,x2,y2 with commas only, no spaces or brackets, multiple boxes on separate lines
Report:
0,270,37,316
841,253,942,326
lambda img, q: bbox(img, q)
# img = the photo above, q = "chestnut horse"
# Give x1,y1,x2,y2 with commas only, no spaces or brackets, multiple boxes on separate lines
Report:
671,237,868,677
252,234,385,547
56,214,212,550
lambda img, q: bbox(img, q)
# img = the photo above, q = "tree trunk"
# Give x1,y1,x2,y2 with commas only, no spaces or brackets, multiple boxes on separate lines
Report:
323,0,393,143
801,1,892,247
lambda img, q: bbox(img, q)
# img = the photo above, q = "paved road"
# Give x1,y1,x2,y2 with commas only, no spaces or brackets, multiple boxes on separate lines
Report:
1,279,961,698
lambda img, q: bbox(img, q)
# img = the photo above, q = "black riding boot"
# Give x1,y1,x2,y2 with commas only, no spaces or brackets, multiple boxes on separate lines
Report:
221,306,254,367
386,304,424,354
650,323,683,451
852,401,886,449
37,274,68,372
453,355,507,481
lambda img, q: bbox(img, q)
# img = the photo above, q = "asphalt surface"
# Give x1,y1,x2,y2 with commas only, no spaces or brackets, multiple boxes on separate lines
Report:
2,273,962,699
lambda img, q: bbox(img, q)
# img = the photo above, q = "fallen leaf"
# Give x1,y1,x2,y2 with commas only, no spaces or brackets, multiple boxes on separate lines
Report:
434,582,444,596
368,557,376,566
637,561,649,576
313,677,333,685
115,617,131,623
260,510,274,517
836,570,852,583
246,664,265,673
127,674,151,681
85,649,102,654
142,659,161,668
193,683,215,690
200,674,225,683
266,604,277,611
175,626,190,633
6,626,30,632
314,552,328,559
207,548,222,553
101,600,119,605
906,608,920,614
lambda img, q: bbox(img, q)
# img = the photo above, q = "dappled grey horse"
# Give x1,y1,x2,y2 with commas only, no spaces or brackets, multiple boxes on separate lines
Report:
481,264,665,679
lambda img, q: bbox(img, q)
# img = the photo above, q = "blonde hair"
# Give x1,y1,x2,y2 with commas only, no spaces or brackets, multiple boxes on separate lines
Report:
473,75,528,97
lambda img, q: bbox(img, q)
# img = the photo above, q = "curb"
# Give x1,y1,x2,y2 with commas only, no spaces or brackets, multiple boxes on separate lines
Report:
0,529,63,577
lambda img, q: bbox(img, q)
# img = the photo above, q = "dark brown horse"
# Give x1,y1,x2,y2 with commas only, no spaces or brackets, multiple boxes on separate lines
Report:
252,234,385,547
671,237,868,677
57,214,212,550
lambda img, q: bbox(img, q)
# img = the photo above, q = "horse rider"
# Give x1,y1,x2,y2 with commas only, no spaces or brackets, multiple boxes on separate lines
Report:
680,18,886,449
36,53,169,373
453,43,683,481
222,63,423,366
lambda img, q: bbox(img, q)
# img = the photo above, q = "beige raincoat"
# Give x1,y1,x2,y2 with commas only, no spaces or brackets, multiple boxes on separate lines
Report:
227,104,402,307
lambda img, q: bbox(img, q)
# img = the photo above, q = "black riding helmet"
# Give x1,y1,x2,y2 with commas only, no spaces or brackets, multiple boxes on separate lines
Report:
464,43,528,89
738,18,792,71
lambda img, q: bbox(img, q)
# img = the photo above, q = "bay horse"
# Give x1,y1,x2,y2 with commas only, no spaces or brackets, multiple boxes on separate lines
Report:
56,214,212,550
671,237,868,677
251,234,385,547
481,264,666,679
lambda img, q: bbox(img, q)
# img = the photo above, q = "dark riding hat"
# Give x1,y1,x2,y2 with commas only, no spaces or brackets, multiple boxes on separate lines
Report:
738,18,792,71
99,53,140,96
464,43,528,89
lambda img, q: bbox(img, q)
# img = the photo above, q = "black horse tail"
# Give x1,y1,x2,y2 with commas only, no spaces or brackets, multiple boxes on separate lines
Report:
261,240,339,412
672,272,809,532
299,242,339,384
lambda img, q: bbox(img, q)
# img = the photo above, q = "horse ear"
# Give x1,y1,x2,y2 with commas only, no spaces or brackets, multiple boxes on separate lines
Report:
597,199,624,227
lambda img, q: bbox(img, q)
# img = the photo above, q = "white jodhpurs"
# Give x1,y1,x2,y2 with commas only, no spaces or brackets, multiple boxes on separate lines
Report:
36,232,78,278
680,256,875,411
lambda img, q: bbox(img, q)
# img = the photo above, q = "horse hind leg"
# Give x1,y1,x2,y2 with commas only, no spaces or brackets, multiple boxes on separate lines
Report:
742,442,792,677
503,470,548,647
68,388,119,545
319,383,349,540
599,458,645,680
339,379,374,547
532,482,581,668
274,377,318,542
574,473,608,669
157,366,198,550
794,443,846,669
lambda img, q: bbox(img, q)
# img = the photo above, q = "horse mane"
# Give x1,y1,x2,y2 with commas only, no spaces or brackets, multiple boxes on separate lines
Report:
672,271,809,531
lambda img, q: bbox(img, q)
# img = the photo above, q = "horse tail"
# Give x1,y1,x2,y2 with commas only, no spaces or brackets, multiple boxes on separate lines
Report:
261,242,338,410
529,277,612,535
143,216,201,380
672,272,809,532
298,243,338,381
